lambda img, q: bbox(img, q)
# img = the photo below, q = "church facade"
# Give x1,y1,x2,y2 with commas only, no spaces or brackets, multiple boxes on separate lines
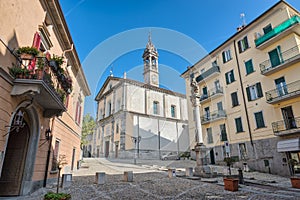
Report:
92,38,189,159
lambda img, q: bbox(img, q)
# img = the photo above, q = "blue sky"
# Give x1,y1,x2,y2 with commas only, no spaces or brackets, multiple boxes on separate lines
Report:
59,0,300,117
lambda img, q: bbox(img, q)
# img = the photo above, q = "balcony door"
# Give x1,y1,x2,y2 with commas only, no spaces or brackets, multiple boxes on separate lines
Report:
281,106,296,130
268,47,281,67
204,107,210,120
275,77,288,96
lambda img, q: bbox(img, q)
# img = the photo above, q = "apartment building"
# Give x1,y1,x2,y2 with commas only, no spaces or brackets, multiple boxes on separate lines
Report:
0,0,90,196
182,0,300,176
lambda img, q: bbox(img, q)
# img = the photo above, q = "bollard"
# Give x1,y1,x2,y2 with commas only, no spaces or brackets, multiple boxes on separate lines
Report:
95,172,106,184
238,168,244,184
168,169,176,178
124,171,133,182
61,174,72,188
185,167,193,177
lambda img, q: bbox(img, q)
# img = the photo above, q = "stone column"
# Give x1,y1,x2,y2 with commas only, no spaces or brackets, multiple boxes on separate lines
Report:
190,74,206,177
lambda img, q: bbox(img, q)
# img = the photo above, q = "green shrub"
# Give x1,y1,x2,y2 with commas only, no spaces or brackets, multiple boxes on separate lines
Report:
16,46,39,56
44,192,71,200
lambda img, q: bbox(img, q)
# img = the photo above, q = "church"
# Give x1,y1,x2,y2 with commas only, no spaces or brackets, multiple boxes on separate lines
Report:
92,37,189,159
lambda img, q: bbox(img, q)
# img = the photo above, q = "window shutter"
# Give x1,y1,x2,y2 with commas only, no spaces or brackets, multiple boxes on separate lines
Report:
244,36,249,49
231,70,235,82
246,87,251,101
225,73,229,84
256,82,263,97
32,32,41,49
238,41,242,53
222,52,226,63
245,60,253,74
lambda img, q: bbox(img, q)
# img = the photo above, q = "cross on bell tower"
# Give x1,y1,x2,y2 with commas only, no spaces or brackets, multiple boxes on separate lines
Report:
142,33,159,87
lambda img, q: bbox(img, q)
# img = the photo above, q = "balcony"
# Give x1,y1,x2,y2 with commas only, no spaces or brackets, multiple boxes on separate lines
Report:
201,109,226,124
10,56,72,117
196,65,220,83
265,80,300,104
200,86,223,103
255,15,300,49
272,117,300,136
260,45,300,75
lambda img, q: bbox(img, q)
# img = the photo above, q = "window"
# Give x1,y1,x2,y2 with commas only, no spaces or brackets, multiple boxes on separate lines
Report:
98,129,100,139
254,111,265,128
107,101,112,115
116,99,121,112
116,123,119,134
75,101,82,124
246,82,263,101
204,107,210,120
65,95,70,109
212,60,218,67
51,140,60,171
217,102,223,111
225,70,235,84
245,59,254,75
207,128,213,144
231,92,239,107
239,143,247,159
220,124,227,141
171,105,176,118
238,36,249,53
235,117,244,133
263,24,272,34
222,49,232,63
153,101,159,115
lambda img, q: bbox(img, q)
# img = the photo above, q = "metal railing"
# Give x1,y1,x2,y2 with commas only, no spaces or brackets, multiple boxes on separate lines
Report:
255,15,300,47
201,109,226,123
13,56,72,102
272,116,300,135
200,86,223,102
260,45,300,74
265,80,300,102
196,65,220,82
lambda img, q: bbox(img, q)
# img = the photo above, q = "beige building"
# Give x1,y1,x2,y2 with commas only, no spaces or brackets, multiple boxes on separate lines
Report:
182,0,300,176
0,0,90,196
93,38,189,159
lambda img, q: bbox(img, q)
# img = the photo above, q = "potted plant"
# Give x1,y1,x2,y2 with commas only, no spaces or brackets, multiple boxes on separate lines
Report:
16,46,39,60
9,66,23,78
50,55,64,72
223,156,239,192
289,159,300,189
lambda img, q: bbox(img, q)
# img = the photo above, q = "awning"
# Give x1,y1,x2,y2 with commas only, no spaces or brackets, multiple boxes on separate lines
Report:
277,138,300,152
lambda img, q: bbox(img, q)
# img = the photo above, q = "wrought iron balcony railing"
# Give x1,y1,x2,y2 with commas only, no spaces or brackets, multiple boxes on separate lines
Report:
10,55,72,117
196,65,220,83
272,116,300,136
265,80,300,104
255,15,300,47
260,45,300,75
200,86,223,102
201,109,226,124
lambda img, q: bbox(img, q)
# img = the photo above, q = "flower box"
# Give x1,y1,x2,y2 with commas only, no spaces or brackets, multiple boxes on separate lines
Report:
291,177,300,189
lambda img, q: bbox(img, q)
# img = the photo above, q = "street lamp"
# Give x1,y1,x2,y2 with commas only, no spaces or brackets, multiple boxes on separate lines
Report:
131,136,141,164
189,70,206,177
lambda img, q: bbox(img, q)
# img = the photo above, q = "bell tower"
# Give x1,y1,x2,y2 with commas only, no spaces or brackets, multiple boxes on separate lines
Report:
142,34,159,87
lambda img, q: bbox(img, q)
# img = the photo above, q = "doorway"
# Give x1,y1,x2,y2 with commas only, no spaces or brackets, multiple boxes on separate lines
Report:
281,106,296,130
105,141,110,158
210,148,215,164
0,122,29,196
275,77,288,96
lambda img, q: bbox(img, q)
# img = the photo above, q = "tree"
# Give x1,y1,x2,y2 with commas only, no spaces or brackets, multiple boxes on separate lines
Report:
81,114,96,149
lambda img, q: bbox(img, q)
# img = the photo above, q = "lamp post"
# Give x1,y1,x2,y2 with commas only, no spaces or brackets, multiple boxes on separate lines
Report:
131,136,141,164
189,71,206,177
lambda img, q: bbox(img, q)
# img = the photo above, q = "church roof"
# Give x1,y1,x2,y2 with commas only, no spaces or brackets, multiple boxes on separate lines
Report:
95,76,186,101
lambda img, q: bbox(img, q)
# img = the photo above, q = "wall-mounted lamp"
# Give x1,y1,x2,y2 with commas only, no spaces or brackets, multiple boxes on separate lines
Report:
45,128,52,140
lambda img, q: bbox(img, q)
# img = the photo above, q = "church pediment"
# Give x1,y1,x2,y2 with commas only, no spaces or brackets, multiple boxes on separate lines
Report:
95,76,122,100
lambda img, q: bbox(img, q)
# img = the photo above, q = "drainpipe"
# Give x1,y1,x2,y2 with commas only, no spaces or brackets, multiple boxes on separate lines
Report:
233,40,254,147
43,117,55,187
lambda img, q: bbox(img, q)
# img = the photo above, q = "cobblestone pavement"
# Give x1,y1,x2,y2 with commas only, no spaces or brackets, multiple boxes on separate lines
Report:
5,158,300,200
